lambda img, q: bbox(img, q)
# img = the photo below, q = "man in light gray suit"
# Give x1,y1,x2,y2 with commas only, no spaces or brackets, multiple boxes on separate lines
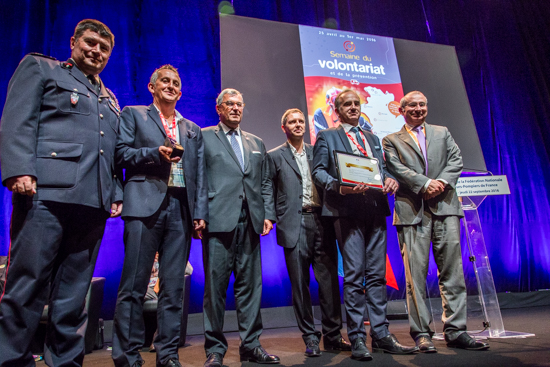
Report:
268,109,350,358
382,91,489,352
201,89,279,367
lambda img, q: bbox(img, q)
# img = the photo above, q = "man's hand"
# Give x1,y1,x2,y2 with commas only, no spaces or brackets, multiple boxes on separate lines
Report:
262,219,273,236
340,183,369,195
110,201,123,217
193,219,206,239
6,175,36,196
383,177,399,196
159,146,181,163
423,180,445,200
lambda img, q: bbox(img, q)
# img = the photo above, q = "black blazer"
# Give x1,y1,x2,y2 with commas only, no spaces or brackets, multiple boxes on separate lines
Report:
312,125,393,218
115,104,208,221
268,142,320,248
0,54,122,212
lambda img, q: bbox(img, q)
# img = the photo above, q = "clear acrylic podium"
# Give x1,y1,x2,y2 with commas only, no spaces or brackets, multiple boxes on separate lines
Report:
430,194,534,340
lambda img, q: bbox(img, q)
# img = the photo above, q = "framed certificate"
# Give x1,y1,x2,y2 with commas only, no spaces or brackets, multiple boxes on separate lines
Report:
333,150,384,190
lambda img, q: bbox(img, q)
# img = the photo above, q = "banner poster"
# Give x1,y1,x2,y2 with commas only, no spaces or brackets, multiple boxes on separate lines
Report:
299,26,402,289
298,25,405,145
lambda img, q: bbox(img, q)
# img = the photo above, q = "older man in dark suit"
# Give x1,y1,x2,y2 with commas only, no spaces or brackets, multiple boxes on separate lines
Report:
312,89,417,361
201,89,278,367
0,19,122,366
268,108,350,357
112,65,208,367
382,91,489,352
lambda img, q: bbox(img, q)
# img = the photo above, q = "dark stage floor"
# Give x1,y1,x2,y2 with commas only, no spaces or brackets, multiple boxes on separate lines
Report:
39,306,550,367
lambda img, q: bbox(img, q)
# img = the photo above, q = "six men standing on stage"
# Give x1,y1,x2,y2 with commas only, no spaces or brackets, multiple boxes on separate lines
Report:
0,18,490,367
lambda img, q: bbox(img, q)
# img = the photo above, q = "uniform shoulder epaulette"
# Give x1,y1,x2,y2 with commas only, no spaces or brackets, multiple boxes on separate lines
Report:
106,88,121,113
28,52,57,61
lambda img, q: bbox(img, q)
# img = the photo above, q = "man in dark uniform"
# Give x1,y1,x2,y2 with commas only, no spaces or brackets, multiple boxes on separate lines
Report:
268,109,350,357
0,19,122,367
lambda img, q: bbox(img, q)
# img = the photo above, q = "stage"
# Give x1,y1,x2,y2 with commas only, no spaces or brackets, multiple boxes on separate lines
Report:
37,306,550,367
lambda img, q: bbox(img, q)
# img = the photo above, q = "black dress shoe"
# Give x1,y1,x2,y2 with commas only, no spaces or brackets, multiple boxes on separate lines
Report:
446,333,490,351
158,358,182,367
414,335,437,353
305,339,322,357
323,336,352,351
351,338,373,361
240,346,280,364
204,352,223,367
372,334,418,355
132,361,145,367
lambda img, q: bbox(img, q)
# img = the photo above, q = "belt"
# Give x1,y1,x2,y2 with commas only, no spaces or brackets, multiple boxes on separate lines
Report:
302,206,321,213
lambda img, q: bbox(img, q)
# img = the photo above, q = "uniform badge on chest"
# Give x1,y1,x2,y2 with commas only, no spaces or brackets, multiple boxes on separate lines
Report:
71,92,79,106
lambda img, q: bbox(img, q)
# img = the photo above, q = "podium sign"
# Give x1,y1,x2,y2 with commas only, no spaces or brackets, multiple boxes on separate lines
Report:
456,175,510,197
430,174,534,340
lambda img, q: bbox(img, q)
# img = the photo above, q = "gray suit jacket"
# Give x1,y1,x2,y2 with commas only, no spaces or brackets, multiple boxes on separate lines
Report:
202,123,275,234
268,142,318,248
382,123,464,226
0,54,122,212
115,104,208,221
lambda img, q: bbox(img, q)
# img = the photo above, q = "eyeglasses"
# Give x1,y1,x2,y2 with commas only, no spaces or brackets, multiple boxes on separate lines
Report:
221,101,245,109
405,102,427,108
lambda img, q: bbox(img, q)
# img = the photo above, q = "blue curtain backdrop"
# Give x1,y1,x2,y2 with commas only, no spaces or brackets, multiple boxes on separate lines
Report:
1,0,550,318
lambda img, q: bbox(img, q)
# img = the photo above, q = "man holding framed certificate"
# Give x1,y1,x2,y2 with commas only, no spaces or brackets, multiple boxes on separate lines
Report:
312,89,416,361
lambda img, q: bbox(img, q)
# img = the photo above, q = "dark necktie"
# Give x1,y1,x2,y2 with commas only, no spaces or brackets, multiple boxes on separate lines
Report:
228,129,245,171
351,126,366,151
87,75,100,94
413,125,428,174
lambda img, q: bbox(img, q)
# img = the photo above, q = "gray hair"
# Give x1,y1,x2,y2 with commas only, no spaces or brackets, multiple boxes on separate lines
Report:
150,64,180,85
334,89,360,111
216,88,243,106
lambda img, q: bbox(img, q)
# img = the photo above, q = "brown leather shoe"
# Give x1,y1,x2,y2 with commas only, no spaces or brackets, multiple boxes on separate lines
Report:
415,335,437,353
204,352,223,367
323,336,352,351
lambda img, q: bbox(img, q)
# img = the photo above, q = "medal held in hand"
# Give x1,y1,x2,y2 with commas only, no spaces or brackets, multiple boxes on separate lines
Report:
164,136,184,158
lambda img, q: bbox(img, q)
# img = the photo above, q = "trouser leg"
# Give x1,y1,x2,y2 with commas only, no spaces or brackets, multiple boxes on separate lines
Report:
0,198,64,367
203,230,234,356
432,215,467,340
311,214,342,342
363,214,390,341
112,212,164,367
397,211,434,338
155,191,191,365
44,204,108,367
333,217,367,342
234,206,263,353
284,213,319,344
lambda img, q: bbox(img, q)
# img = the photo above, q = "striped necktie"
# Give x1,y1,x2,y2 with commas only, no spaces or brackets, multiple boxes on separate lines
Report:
228,129,244,171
